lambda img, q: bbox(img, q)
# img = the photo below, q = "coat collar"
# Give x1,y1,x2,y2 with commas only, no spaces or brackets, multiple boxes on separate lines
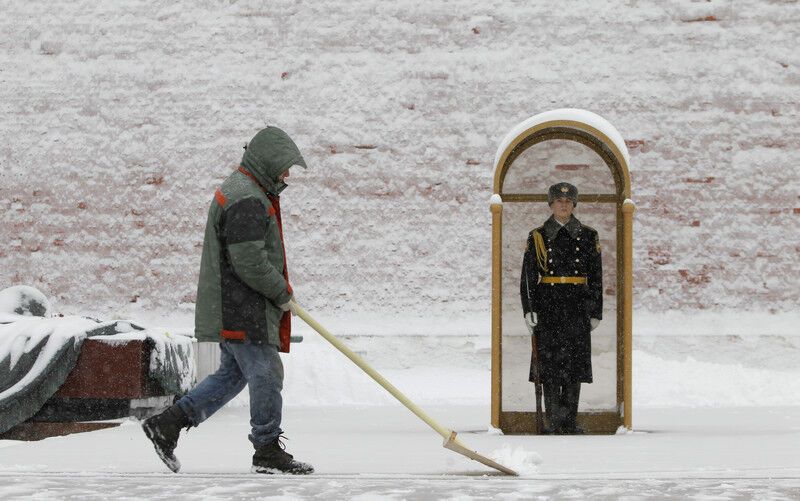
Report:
238,166,286,196
543,214,582,240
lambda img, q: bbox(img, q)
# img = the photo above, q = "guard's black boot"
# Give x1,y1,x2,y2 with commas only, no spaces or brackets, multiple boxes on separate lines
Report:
560,383,585,435
541,384,560,435
142,404,190,473
252,436,314,474
561,420,586,434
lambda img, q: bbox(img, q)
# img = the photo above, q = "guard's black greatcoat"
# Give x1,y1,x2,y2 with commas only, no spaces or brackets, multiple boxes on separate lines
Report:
520,215,603,384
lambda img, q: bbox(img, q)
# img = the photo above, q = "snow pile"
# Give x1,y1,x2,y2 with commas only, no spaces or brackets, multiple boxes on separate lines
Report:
634,351,800,408
146,329,196,394
0,286,196,400
635,311,800,338
0,316,97,400
0,286,51,323
615,425,647,435
98,325,196,394
0,317,196,402
486,424,503,435
489,444,541,476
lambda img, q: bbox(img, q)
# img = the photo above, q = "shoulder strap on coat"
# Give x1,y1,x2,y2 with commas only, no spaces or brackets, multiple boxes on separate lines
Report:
532,230,548,273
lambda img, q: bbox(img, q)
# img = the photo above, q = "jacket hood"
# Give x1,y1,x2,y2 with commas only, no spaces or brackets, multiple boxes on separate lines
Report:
240,126,307,195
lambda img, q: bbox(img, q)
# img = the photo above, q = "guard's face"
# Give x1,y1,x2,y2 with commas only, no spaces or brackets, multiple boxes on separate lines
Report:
551,197,574,220
278,168,291,182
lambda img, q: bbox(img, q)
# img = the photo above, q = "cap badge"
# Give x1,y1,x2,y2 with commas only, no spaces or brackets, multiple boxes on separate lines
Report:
560,186,569,193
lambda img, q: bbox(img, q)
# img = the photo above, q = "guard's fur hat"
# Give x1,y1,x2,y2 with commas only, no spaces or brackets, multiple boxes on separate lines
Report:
548,182,578,206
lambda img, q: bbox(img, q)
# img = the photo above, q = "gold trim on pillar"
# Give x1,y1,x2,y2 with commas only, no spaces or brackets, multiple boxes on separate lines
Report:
501,193,619,204
622,200,635,430
490,199,503,428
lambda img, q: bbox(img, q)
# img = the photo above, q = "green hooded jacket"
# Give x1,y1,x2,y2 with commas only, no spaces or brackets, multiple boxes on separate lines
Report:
194,127,307,348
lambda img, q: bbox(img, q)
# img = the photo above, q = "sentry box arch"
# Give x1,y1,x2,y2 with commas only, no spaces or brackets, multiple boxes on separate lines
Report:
490,109,635,434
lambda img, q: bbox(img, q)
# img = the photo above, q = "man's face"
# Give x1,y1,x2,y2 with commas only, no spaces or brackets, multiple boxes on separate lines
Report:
551,197,574,221
278,168,291,182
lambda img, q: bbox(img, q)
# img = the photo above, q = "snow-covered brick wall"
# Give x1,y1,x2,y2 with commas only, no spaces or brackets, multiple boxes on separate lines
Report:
1,1,798,321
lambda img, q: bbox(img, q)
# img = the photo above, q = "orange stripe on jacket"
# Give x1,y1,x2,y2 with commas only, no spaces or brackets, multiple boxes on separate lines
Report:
221,329,245,340
214,189,227,207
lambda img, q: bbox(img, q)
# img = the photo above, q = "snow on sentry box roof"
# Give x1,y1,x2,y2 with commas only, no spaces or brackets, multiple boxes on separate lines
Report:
492,108,631,173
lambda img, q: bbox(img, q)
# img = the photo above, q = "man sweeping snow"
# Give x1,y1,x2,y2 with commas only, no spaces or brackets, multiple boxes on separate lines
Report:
143,126,313,474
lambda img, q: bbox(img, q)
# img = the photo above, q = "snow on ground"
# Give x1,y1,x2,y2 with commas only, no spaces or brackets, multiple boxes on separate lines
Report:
0,406,798,499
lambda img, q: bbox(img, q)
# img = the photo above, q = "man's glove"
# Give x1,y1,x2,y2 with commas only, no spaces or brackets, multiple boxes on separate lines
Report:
524,312,538,335
590,318,600,331
279,295,294,314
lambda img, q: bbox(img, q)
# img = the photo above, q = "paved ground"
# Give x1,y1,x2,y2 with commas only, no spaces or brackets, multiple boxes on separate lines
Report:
1,405,798,499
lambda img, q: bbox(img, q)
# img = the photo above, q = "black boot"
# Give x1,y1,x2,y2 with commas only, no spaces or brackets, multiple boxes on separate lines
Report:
142,404,190,472
560,383,585,435
541,384,560,434
252,436,314,474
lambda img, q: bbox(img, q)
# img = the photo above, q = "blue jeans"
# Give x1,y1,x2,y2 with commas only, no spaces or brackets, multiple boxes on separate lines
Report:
176,341,284,449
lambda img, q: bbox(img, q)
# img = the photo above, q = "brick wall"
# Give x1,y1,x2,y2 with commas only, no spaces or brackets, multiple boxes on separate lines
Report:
1,0,798,318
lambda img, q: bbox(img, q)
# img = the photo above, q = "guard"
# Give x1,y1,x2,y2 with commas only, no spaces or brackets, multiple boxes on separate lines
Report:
520,182,603,434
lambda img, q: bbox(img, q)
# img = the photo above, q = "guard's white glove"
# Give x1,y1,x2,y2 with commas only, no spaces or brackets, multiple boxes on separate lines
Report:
524,312,538,335
590,318,600,331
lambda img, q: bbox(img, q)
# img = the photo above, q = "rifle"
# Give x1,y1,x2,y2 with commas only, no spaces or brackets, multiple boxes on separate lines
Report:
524,258,544,434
